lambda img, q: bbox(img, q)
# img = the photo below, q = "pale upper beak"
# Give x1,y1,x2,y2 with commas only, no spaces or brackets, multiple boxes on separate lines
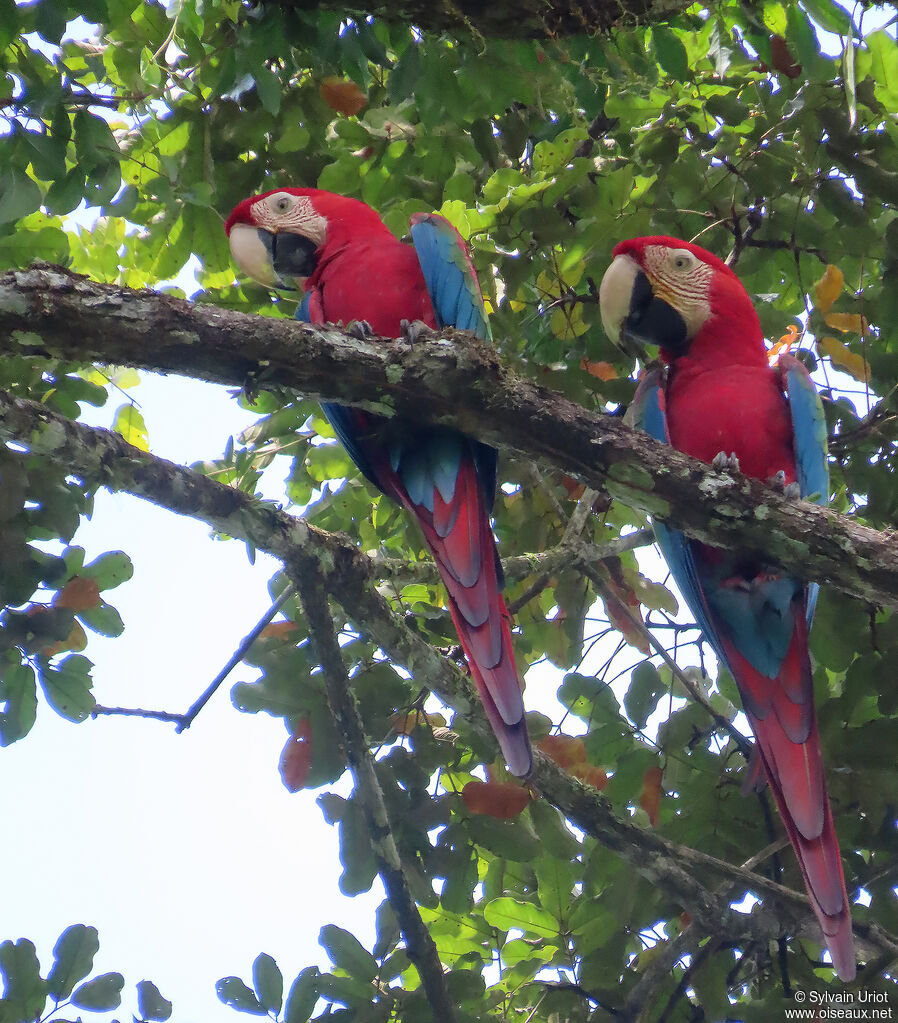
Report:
599,253,640,354
228,223,319,291
599,253,689,360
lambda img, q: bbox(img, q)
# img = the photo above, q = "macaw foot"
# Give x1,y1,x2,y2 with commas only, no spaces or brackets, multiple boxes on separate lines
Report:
712,451,741,472
766,469,801,499
400,318,436,343
347,319,374,340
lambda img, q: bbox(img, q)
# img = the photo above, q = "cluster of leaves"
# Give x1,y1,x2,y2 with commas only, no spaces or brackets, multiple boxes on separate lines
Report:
0,352,133,742
0,924,170,1023
4,0,898,1017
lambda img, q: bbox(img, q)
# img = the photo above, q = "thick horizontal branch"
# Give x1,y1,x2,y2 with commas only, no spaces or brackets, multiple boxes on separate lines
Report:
0,392,892,967
268,0,690,38
2,264,897,612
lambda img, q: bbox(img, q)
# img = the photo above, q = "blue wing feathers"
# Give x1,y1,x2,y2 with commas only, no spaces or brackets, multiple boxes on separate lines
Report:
782,355,829,507
781,354,829,624
410,214,491,340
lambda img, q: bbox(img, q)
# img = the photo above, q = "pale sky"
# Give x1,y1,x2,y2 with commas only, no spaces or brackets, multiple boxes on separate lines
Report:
4,373,380,1022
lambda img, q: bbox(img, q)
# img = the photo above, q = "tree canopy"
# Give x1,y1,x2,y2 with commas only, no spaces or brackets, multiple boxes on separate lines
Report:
3,0,898,1019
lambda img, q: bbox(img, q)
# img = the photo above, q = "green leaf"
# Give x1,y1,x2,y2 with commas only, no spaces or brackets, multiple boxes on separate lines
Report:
254,66,282,115
483,897,559,939
318,925,378,982
136,979,173,1021
464,812,542,861
283,967,319,1023
47,925,99,1001
0,938,47,1022
534,855,578,923
0,661,38,746
652,26,688,80
38,654,96,722
624,661,666,729
76,600,125,638
0,225,69,266
251,953,282,1015
44,169,85,216
71,972,124,1010
81,551,134,590
0,170,42,224
74,111,121,173
0,0,17,49
215,977,267,1015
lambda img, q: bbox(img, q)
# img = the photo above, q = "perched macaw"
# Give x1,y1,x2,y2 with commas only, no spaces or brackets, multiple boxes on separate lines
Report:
224,188,531,776
599,236,855,980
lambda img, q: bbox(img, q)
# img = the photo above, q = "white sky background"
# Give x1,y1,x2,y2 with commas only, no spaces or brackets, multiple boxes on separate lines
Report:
4,373,381,1022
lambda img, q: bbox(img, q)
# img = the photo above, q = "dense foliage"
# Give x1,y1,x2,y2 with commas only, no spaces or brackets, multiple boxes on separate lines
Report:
2,0,898,1018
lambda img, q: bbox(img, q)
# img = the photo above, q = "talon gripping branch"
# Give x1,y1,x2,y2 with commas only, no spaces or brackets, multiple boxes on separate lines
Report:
600,236,855,980
226,189,531,777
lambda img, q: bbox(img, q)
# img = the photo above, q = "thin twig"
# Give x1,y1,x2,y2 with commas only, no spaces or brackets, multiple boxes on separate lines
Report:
177,584,295,731
92,585,295,728
575,555,754,759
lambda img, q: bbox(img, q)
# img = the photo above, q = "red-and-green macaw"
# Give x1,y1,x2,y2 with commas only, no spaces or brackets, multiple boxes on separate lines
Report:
599,236,855,980
224,188,531,776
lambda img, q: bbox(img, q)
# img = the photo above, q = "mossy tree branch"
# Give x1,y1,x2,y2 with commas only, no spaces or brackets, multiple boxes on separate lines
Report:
1,264,896,612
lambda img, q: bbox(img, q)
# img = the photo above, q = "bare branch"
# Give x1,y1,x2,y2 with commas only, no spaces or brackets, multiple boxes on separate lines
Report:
295,566,457,1022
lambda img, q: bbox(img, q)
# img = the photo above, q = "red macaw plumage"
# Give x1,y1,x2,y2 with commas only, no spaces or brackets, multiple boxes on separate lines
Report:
599,236,855,980
225,188,531,776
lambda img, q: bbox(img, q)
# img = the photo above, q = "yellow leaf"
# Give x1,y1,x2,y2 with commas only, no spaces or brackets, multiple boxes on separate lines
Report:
536,270,560,297
823,311,867,334
768,324,800,365
814,264,844,313
43,620,88,658
818,335,870,383
112,403,149,451
391,710,447,736
550,304,588,341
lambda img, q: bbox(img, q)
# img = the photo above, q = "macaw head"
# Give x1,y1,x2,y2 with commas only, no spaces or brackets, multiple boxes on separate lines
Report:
225,187,389,290
599,236,762,365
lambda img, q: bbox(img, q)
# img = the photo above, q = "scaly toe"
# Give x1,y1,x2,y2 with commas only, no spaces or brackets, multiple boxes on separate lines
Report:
347,319,374,340
712,451,741,472
400,318,436,343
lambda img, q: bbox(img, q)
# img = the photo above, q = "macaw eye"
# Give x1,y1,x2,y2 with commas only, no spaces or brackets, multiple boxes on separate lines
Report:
671,250,695,271
274,195,292,213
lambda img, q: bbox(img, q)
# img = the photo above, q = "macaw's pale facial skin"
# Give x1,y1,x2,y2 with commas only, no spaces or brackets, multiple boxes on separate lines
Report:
225,187,532,778
600,235,855,981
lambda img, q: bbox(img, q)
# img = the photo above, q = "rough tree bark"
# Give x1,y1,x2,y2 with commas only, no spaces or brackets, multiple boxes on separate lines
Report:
267,0,691,39
2,263,896,612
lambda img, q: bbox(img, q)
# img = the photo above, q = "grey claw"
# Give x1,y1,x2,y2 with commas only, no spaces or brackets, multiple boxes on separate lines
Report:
783,481,801,500
347,320,374,340
400,318,436,343
767,469,787,490
712,451,740,472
